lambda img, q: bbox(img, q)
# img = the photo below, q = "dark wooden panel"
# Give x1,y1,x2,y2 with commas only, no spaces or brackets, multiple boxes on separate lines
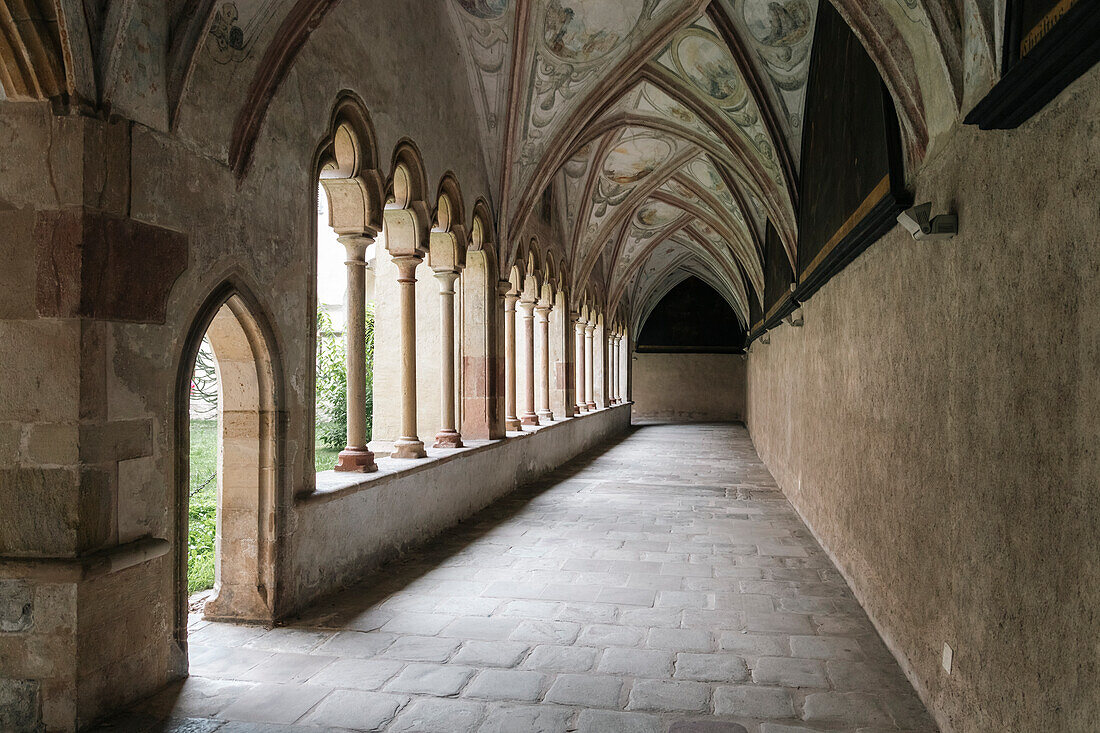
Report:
638,277,745,353
967,0,1100,129
762,219,795,329
795,1,908,301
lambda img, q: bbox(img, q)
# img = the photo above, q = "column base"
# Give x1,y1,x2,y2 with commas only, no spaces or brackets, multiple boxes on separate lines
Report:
520,413,540,426
575,404,586,414
334,447,378,472
505,417,522,431
392,438,427,459
537,409,554,422
586,402,596,410
433,430,464,448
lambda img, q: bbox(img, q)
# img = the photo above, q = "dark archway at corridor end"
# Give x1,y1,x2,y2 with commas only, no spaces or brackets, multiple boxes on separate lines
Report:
637,277,745,353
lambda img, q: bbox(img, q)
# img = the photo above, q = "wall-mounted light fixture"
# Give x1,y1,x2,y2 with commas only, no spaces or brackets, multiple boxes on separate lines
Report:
897,202,957,241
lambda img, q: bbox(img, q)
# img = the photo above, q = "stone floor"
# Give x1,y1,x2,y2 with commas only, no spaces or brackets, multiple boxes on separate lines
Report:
95,423,937,733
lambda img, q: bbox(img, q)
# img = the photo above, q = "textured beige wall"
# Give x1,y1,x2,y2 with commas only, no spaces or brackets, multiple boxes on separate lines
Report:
633,353,745,422
746,67,1100,732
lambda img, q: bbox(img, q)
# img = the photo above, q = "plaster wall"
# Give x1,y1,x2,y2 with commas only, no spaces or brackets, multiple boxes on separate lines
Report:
632,353,745,422
289,405,631,610
746,67,1100,732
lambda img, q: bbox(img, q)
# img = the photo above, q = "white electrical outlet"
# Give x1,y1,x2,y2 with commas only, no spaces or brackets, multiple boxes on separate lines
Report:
942,642,953,674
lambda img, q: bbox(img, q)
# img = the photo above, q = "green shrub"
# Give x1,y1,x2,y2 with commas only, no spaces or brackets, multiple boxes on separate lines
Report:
187,418,217,594
315,305,374,453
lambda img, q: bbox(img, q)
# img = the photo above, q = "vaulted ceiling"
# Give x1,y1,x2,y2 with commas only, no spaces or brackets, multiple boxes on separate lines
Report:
447,0,971,329
0,0,975,330
448,0,816,328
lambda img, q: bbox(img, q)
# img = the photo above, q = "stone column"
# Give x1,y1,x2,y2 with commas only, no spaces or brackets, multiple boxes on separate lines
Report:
616,334,624,403
519,296,539,426
574,316,586,413
607,334,614,405
536,300,553,422
503,291,521,431
335,234,378,472
392,254,427,458
584,320,596,410
433,269,462,448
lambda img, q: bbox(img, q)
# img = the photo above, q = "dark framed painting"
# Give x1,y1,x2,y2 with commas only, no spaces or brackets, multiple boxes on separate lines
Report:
966,0,1100,129
747,278,764,343
761,219,796,330
795,0,909,302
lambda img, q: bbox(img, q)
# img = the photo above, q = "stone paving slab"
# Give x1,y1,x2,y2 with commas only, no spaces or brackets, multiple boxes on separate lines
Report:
93,424,938,733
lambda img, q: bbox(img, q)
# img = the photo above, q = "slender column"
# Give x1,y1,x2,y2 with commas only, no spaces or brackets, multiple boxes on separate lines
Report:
519,297,539,426
392,255,427,458
335,234,378,472
608,334,617,405
536,301,553,422
433,269,463,448
617,335,623,402
574,316,587,413
503,292,521,431
584,321,596,410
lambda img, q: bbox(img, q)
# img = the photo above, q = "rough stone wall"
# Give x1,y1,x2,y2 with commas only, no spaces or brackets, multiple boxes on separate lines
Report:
0,1,494,728
746,66,1100,732
633,353,745,422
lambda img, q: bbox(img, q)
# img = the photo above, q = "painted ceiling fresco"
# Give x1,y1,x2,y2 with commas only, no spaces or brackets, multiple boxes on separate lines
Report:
445,0,826,329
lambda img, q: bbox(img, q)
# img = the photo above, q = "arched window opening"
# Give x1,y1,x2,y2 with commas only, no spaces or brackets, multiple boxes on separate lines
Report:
315,182,376,473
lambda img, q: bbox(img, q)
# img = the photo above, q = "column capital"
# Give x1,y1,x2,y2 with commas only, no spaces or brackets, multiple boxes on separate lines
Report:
433,269,460,293
584,322,596,335
392,252,423,281
337,232,375,260
534,303,551,321
518,297,537,314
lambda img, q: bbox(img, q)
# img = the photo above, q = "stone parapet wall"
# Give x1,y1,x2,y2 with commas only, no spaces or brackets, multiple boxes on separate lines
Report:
288,405,632,612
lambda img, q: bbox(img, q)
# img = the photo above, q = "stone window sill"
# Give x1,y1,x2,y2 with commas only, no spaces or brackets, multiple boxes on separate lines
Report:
299,404,629,505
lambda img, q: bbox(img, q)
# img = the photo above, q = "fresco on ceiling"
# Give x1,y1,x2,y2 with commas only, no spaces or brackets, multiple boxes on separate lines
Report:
616,210,685,278
673,29,748,106
729,0,818,161
543,0,645,62
512,0,677,200
655,19,786,189
458,0,509,19
449,0,515,178
206,0,279,64
635,199,683,228
686,156,738,211
602,134,674,184
575,127,684,276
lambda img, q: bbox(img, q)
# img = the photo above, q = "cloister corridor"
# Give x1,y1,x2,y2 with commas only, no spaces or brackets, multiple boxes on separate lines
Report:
93,424,934,733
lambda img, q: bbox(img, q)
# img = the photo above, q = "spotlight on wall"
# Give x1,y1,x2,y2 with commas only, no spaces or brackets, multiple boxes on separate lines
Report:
897,202,957,241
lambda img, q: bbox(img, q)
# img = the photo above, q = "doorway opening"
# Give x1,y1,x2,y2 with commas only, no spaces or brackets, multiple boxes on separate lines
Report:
177,292,278,647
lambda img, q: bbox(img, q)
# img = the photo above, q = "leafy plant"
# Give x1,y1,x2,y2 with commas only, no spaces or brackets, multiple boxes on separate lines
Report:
187,418,217,594
315,305,375,453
